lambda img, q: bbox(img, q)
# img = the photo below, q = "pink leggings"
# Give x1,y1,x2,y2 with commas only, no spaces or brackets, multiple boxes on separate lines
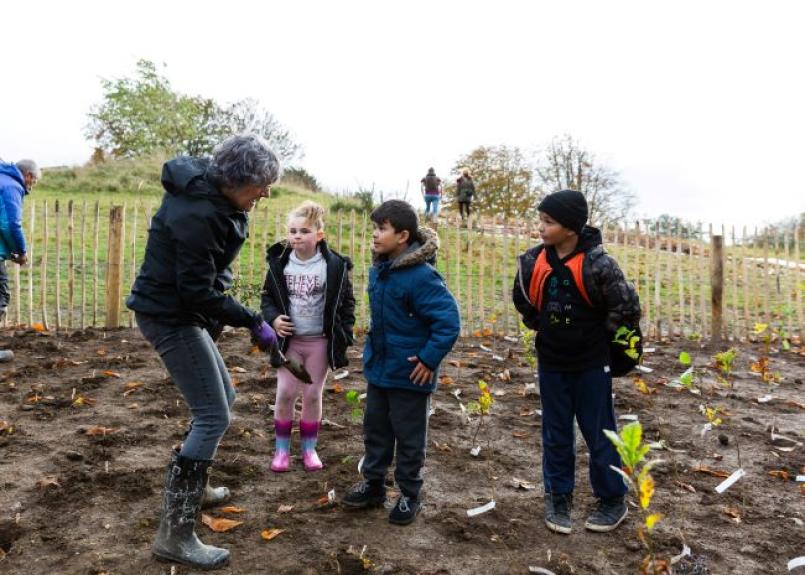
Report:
274,336,330,422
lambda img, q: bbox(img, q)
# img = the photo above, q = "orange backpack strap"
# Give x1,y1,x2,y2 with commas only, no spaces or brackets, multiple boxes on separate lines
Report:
528,249,551,311
565,252,592,306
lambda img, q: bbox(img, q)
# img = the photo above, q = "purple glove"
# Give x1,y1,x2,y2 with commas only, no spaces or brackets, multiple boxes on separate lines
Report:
251,319,278,351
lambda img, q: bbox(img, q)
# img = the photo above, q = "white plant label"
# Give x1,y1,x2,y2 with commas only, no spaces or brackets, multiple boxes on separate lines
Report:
333,370,349,380
467,500,496,517
788,557,805,571
619,414,639,421
636,364,654,373
357,455,364,473
714,468,745,493
470,446,481,457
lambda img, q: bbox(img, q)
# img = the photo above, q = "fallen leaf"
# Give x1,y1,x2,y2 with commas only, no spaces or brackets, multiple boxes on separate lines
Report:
448,360,461,368
315,489,336,507
482,328,494,337
0,420,14,435
95,348,107,356
432,440,452,452
277,504,294,513
498,369,511,382
84,426,118,436
102,370,122,378
122,381,144,396
230,366,247,374
31,322,47,333
72,395,97,407
510,477,536,490
261,528,285,541
512,430,530,439
520,409,537,417
674,480,697,493
723,507,742,523
330,383,344,394
201,514,243,532
768,470,790,481
633,376,654,395
220,506,246,514
439,375,454,385
786,400,805,410
472,330,482,337
693,466,730,478
36,475,61,489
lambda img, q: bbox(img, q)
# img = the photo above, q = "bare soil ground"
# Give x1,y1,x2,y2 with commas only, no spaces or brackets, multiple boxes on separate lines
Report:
0,327,802,575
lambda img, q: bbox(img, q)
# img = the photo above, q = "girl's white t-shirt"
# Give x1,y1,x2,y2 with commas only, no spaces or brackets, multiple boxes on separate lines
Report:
285,248,327,336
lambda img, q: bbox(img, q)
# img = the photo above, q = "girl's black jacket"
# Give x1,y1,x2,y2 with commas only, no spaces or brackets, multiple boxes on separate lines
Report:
260,239,356,369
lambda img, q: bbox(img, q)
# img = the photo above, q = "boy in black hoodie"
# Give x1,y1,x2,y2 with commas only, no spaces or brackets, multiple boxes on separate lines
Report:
513,190,641,535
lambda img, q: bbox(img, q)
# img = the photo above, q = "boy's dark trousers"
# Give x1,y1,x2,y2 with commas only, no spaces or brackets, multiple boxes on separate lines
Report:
538,366,627,499
361,384,430,499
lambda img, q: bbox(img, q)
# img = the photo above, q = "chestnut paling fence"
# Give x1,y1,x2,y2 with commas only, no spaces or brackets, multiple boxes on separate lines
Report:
2,199,803,344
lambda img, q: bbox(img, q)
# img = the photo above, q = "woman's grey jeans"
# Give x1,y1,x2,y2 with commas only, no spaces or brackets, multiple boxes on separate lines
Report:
136,313,235,461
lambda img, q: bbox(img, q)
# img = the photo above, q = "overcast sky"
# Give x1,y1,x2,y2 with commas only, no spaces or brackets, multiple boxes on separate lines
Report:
2,0,803,229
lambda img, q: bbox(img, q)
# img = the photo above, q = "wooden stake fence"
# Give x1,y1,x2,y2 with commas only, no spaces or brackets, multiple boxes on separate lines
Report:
1,204,800,343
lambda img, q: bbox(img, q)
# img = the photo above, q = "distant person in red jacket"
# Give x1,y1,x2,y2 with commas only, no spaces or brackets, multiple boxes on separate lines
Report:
420,167,442,221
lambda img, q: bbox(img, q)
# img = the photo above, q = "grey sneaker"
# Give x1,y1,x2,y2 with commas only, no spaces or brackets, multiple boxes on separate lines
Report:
544,492,573,534
585,496,628,532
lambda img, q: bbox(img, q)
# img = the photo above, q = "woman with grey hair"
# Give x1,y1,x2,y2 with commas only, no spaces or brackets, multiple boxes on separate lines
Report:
127,134,280,570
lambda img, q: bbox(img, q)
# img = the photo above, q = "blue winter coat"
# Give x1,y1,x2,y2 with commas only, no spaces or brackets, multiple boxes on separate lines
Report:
363,227,461,393
0,163,28,260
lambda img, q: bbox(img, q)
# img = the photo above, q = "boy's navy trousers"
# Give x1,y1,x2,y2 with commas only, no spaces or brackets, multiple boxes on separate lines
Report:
538,366,627,499
361,383,430,499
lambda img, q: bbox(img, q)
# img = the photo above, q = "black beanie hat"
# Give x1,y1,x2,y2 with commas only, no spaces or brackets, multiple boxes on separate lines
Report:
537,189,588,234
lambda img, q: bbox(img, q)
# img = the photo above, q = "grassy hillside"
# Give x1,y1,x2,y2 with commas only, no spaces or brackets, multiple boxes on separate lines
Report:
38,156,341,210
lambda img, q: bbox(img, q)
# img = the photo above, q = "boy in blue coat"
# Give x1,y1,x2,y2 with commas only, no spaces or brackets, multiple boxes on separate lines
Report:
343,200,460,525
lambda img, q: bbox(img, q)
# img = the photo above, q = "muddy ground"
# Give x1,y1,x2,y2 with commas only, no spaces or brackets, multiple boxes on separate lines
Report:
0,327,802,575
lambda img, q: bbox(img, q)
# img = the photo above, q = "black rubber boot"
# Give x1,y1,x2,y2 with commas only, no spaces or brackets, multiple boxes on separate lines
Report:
152,452,230,570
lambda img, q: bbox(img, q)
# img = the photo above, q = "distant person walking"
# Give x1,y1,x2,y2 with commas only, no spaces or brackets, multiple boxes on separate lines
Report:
456,170,475,223
420,167,442,221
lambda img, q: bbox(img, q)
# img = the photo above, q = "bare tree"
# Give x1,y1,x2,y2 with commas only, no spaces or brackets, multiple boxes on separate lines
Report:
535,134,635,224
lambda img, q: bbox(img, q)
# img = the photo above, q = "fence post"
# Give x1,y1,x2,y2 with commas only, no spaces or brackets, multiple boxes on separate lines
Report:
54,200,62,330
105,206,125,328
710,234,724,344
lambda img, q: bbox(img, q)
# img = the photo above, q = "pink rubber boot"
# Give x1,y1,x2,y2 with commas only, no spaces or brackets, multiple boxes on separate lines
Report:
270,419,292,472
299,420,323,472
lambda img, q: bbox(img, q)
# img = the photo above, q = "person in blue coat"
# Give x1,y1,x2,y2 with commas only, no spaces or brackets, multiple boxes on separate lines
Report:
0,159,40,322
343,199,460,525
